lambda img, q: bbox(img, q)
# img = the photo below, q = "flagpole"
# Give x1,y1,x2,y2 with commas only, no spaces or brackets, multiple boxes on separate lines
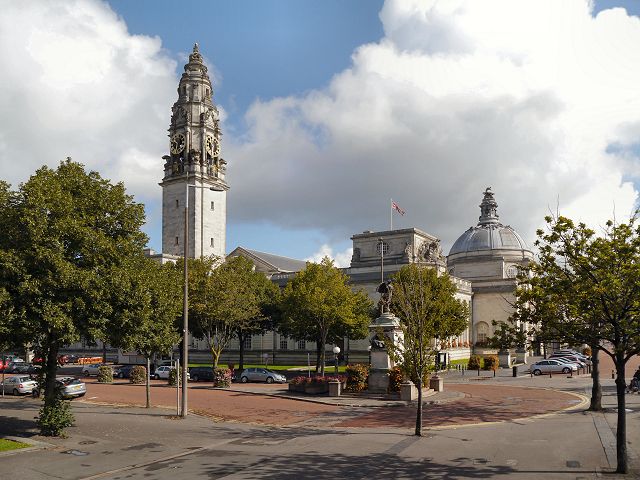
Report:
390,198,393,231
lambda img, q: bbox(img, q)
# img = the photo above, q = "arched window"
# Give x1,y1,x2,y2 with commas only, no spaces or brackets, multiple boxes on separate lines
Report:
476,321,490,344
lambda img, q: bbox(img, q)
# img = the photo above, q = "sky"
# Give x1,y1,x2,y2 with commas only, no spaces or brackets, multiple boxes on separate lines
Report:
1,0,639,266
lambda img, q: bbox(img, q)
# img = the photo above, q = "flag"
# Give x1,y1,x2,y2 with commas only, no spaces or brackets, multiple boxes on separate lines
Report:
391,200,405,216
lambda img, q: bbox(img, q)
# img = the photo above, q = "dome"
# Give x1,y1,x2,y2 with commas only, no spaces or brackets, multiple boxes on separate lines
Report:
448,188,530,256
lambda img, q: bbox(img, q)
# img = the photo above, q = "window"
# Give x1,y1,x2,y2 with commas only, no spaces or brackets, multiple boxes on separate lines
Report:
210,201,215,210
376,240,389,255
297,340,306,350
175,199,179,208
280,337,288,350
210,238,214,247
476,321,489,344
243,336,252,350
175,236,179,245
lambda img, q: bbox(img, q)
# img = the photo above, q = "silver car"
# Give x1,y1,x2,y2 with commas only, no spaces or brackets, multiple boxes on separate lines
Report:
530,359,578,375
1,375,37,395
82,363,109,376
239,368,287,384
31,376,87,399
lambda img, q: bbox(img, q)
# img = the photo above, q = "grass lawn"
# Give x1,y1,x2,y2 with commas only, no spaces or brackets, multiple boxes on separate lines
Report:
0,438,29,452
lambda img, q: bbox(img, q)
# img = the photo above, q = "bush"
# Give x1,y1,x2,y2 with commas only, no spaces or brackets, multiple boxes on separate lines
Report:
345,363,369,392
130,366,146,384
37,399,74,437
387,366,404,393
468,355,482,370
168,368,181,386
213,368,232,388
483,355,499,371
97,366,113,383
582,346,592,357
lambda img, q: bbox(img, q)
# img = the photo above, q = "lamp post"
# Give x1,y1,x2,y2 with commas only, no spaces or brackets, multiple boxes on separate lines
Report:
332,346,341,375
182,178,224,419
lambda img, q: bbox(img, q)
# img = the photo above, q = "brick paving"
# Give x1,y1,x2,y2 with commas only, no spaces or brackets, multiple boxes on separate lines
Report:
78,378,582,430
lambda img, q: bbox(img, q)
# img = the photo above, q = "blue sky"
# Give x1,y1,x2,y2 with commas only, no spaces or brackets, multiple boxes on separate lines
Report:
1,0,639,265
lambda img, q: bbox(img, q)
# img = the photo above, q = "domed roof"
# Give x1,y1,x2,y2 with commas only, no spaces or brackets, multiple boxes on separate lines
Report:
449,188,530,256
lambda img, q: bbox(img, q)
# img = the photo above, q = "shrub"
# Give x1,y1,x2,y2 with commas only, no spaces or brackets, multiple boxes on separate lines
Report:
483,355,499,371
37,399,74,437
97,366,113,383
168,368,181,386
468,355,482,370
582,346,592,357
213,368,232,388
345,363,369,392
387,366,404,393
130,366,146,384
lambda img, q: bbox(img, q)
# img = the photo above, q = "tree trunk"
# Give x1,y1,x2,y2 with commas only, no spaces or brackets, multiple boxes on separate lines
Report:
145,356,151,409
415,375,423,436
44,339,59,406
211,347,220,369
315,340,321,374
589,345,602,411
238,331,245,370
614,353,628,474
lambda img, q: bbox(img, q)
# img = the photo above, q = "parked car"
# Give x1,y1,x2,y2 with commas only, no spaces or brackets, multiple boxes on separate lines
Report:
549,354,587,368
114,365,136,379
4,362,37,374
530,359,578,375
1,356,24,370
32,376,86,399
61,354,80,364
239,368,287,384
82,363,109,377
189,366,215,382
152,366,189,380
0,375,37,395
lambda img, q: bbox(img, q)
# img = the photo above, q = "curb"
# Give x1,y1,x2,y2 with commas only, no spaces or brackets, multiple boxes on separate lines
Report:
0,436,54,457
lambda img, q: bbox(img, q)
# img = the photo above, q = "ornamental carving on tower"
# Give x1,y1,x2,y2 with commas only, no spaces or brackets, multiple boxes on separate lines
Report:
417,239,444,264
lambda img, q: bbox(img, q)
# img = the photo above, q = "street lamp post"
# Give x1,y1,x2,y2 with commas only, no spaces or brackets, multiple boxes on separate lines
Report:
182,178,224,419
332,346,341,375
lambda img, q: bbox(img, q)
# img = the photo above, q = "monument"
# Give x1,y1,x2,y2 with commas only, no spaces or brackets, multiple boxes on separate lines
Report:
367,280,404,393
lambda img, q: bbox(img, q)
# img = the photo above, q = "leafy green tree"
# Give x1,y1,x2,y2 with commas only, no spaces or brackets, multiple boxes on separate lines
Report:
0,159,147,434
280,257,373,375
387,264,469,437
188,256,279,368
109,257,182,407
515,214,640,473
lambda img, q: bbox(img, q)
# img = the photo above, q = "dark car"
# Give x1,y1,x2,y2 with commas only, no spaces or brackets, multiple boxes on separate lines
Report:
114,365,136,379
189,367,215,382
5,363,39,374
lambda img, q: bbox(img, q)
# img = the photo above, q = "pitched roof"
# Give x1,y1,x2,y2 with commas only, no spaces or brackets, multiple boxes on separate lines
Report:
228,247,307,273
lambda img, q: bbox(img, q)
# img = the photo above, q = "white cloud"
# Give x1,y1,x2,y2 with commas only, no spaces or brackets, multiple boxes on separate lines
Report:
0,0,177,239
227,0,640,253
305,245,353,268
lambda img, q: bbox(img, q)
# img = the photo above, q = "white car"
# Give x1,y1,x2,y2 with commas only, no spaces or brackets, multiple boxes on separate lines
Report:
82,363,109,376
530,359,578,375
152,366,189,380
1,375,37,395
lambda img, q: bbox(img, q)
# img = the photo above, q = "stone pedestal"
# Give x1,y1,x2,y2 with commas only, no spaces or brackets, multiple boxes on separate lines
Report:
515,348,527,364
498,351,512,368
429,375,444,392
367,312,403,393
328,380,341,397
400,381,417,401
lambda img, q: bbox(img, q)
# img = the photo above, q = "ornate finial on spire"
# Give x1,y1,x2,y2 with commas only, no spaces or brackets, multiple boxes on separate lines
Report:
188,43,203,65
478,187,499,225
193,43,199,53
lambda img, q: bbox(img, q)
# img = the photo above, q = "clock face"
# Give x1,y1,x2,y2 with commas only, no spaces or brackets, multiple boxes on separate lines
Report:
206,135,220,157
170,133,186,155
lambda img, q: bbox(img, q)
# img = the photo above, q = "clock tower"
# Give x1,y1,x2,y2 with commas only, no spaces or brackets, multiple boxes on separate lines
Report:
160,44,228,259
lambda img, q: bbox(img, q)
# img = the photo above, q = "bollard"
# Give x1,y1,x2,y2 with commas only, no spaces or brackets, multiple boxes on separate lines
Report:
512,366,518,377
462,367,465,376
570,369,573,378
493,369,496,377
477,368,480,377
549,371,552,378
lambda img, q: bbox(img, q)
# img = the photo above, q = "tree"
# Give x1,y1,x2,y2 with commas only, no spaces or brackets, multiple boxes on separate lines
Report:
515,214,640,473
0,159,147,434
188,256,279,368
387,264,469,437
280,257,373,375
108,257,181,407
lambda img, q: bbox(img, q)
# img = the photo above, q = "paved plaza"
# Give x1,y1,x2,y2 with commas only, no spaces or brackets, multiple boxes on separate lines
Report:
1,364,639,479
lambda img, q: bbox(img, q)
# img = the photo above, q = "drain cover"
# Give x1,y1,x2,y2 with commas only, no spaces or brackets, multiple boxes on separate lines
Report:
63,450,89,456
566,460,580,468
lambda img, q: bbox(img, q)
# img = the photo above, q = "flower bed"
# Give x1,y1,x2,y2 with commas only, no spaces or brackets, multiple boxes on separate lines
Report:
288,375,346,395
